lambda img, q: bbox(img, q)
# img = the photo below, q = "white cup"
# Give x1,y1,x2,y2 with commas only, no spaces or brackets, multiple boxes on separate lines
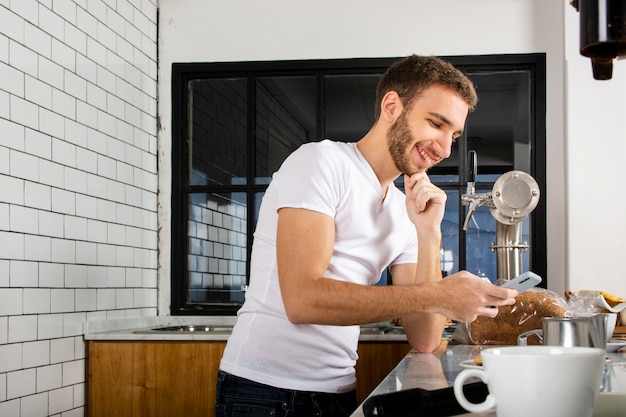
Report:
453,346,605,417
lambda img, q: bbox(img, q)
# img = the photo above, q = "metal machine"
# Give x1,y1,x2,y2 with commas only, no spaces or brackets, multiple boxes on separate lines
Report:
461,151,541,281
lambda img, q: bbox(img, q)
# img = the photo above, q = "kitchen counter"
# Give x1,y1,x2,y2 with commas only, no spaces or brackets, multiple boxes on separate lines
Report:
83,316,409,342
350,344,626,417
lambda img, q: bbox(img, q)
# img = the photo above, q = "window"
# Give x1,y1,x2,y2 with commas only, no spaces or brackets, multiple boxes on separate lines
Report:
171,54,547,315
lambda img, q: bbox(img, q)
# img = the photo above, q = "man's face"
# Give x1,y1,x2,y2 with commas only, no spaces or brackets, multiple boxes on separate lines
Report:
387,84,469,176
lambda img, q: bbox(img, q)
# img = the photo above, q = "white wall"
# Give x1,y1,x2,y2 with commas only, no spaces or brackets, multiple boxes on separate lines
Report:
0,1,158,416
160,0,624,309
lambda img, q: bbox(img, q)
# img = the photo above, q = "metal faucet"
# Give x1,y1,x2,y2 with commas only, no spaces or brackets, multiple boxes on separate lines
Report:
461,151,540,281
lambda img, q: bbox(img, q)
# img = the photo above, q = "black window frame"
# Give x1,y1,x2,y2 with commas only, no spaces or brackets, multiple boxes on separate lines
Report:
170,53,547,315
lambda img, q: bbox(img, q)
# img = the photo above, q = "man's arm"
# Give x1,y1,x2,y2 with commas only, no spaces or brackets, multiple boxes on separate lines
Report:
276,207,518,328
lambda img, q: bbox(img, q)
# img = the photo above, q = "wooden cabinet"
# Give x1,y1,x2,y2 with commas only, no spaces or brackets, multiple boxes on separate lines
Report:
355,341,412,403
87,339,410,416
88,341,226,417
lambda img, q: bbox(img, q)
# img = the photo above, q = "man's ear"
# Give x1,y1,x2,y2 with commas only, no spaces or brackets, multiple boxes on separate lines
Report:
380,91,403,123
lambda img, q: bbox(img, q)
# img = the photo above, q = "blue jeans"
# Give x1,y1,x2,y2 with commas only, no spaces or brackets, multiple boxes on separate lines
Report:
215,370,357,417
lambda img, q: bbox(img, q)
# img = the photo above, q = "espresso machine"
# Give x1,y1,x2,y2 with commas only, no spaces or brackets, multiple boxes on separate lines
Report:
461,151,540,281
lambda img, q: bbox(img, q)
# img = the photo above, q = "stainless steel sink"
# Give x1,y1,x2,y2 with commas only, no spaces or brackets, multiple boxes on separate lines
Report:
133,325,233,334
359,325,405,335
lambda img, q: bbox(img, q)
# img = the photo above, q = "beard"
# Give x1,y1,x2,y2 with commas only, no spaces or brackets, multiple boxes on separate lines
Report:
387,111,417,175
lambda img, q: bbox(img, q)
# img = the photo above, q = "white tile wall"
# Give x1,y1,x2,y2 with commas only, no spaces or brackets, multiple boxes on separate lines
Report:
0,1,158,416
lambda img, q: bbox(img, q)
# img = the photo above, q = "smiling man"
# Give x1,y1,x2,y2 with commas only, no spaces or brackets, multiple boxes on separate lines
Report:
216,55,518,417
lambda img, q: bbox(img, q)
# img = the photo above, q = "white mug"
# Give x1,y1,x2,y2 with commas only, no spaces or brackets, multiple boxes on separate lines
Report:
453,346,605,417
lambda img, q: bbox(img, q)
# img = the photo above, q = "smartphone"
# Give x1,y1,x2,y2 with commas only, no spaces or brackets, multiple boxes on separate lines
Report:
500,271,542,293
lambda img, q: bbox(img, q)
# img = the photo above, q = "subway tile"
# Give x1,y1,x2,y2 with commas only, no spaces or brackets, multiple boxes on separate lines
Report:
62,359,84,386
38,2,64,41
25,181,52,211
73,336,86,360
22,340,50,369
39,107,65,140
7,368,36,399
86,173,107,200
10,0,38,25
9,205,38,234
0,118,25,153
97,108,117,138
0,61,24,98
10,149,39,182
25,22,52,59
62,312,85,337
8,314,37,343
51,238,75,264
0,288,23,316
75,242,96,268
107,178,125,203
9,39,38,78
52,139,76,169
0,175,25,205
37,314,63,340
38,56,64,91
36,363,62,393
116,203,134,226
65,167,87,194
96,288,115,310
24,235,52,262
96,154,115,180
86,81,107,111
0,399,19,417
65,67,88,103
25,75,52,109
76,100,97,130
39,211,63,238
76,7,98,40
39,262,64,288
116,246,133,267
10,95,38,131
0,6,23,44
0,316,7,344
86,219,107,244
75,194,97,219
96,199,115,222
64,119,87,149
75,147,98,175
52,0,77,24
107,223,124,245
50,289,74,313
64,21,87,56
24,129,52,163
0,259,7,287
0,343,23,373
0,203,8,231
23,289,51,315
63,216,86,241
51,38,76,72
115,288,133,309
74,288,96,311
73,382,85,407
64,264,87,288
96,243,115,266
38,159,64,188
51,189,76,215
20,391,48,417
107,266,125,287
0,372,5,402
10,260,38,287
50,337,74,364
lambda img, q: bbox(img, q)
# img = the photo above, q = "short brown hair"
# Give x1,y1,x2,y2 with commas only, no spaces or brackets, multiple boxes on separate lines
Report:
374,55,478,121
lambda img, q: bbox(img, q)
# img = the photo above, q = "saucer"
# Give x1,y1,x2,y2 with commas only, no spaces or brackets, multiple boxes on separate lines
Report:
460,359,483,369
606,340,626,353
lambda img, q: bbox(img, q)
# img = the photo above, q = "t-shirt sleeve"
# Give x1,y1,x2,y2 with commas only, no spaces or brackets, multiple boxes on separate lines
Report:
271,143,344,217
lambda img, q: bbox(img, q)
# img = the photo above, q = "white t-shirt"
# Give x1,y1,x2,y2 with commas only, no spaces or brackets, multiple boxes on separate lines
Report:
219,140,417,393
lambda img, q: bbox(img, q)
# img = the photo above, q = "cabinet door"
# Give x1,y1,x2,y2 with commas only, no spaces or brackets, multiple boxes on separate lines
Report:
88,341,226,417
355,342,412,403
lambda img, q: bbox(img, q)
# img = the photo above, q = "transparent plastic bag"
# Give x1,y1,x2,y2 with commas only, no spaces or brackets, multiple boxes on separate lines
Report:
452,288,570,345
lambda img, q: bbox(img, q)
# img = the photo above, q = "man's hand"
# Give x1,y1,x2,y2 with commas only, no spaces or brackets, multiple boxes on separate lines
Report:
404,173,446,233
